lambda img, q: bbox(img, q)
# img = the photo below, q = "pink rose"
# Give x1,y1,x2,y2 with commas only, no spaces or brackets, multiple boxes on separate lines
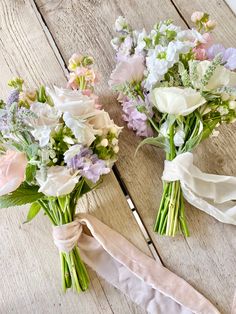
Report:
0,150,28,196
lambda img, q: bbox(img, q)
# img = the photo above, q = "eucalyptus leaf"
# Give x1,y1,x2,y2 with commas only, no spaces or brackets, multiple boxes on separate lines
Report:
183,132,202,152
135,136,169,156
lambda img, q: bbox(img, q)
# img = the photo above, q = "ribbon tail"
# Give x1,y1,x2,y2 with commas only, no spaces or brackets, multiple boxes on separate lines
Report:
76,213,219,314
181,182,236,225
162,152,236,225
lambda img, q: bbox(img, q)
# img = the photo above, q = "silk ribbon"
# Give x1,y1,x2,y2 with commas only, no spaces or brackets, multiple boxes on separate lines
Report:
162,152,236,225
53,213,219,314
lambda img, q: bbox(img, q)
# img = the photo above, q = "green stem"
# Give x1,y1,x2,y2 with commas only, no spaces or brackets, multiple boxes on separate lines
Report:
154,121,189,237
60,252,66,292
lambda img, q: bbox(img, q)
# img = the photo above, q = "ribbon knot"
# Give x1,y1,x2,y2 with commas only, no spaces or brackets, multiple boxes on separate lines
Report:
52,217,83,253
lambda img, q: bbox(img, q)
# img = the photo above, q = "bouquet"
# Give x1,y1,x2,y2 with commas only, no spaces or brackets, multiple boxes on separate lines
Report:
0,54,121,293
110,13,236,236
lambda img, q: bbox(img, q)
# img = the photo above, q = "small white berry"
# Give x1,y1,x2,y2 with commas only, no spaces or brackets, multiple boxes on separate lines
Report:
101,138,109,147
113,146,119,153
112,138,118,145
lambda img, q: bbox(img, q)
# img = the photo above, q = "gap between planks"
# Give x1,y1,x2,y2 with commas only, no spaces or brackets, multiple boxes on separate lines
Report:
29,0,160,263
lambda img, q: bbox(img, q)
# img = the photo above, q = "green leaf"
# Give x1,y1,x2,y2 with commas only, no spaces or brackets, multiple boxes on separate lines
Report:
183,133,202,152
0,183,44,209
80,180,93,196
25,163,37,183
24,202,41,223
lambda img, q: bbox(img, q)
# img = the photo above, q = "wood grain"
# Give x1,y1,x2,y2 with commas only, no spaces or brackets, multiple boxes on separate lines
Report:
0,1,152,313
35,0,236,313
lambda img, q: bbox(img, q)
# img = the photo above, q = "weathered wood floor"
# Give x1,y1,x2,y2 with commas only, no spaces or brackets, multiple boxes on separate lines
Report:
0,1,235,313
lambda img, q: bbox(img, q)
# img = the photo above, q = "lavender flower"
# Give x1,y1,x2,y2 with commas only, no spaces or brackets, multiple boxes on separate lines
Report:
66,147,110,183
6,89,19,106
121,98,153,137
207,44,236,70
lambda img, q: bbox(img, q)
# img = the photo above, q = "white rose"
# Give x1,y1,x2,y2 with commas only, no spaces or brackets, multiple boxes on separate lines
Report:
30,102,60,126
63,112,98,146
30,102,60,147
152,87,206,116
190,60,236,90
46,86,97,116
88,110,122,135
36,166,79,197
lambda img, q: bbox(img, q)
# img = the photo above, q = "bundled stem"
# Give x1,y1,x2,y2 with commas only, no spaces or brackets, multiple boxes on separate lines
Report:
154,124,189,237
38,194,89,294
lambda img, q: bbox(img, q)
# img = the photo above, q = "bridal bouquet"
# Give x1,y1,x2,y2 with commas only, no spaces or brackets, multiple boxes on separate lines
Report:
110,13,236,236
0,54,121,293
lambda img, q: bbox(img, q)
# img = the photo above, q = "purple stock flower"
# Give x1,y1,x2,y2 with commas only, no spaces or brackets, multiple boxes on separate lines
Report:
67,147,110,183
207,44,236,70
6,89,19,106
121,98,153,137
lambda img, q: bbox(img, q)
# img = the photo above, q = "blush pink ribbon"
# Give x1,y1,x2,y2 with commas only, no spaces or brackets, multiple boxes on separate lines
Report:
53,213,219,314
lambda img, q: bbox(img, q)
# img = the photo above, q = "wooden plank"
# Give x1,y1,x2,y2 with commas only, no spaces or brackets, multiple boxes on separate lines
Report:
171,1,236,312
35,0,236,313
0,1,153,313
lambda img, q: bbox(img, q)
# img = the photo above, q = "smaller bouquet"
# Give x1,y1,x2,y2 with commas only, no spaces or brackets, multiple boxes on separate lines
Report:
0,54,121,293
110,13,236,236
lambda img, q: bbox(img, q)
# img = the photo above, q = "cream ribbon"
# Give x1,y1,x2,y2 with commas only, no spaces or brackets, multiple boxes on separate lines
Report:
162,152,236,225
53,213,219,314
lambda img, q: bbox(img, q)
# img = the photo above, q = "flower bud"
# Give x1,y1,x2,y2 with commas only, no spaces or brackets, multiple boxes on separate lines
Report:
191,11,204,23
110,126,118,135
205,20,217,30
100,138,109,147
115,16,128,32
229,100,236,109
112,138,118,145
221,93,230,101
113,146,119,153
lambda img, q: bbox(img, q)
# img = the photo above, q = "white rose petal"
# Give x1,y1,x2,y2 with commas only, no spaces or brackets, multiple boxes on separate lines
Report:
36,166,79,197
30,102,60,126
46,86,96,116
31,126,52,147
29,102,60,147
63,112,97,146
152,87,206,116
88,110,123,136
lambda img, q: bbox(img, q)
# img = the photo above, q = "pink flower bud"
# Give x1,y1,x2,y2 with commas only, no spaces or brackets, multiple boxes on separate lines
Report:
191,11,204,23
205,20,217,30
